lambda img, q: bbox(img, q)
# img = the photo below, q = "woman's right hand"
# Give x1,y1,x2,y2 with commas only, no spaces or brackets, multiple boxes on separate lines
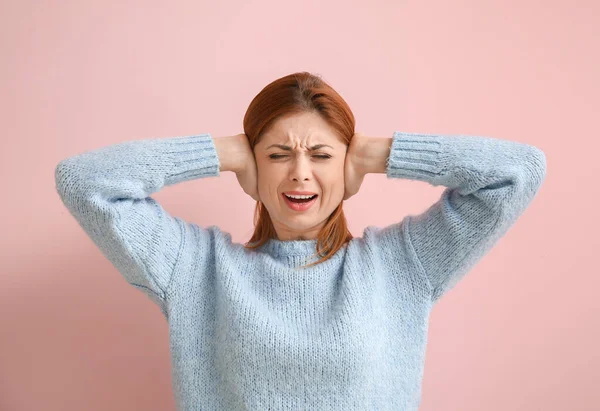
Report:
214,133,260,202
232,134,260,202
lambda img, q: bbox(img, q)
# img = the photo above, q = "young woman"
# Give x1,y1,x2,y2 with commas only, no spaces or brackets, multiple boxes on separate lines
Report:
55,72,547,410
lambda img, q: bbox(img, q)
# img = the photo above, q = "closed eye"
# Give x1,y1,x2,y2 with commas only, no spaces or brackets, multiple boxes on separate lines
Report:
269,154,331,159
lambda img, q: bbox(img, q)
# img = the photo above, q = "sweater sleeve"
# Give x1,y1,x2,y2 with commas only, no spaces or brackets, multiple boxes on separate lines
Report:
54,133,221,313
382,131,547,304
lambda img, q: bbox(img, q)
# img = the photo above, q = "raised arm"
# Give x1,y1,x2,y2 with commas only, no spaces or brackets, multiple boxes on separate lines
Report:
363,131,547,304
54,133,238,314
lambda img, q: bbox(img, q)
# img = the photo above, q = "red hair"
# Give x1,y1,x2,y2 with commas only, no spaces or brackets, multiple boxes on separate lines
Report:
242,72,355,268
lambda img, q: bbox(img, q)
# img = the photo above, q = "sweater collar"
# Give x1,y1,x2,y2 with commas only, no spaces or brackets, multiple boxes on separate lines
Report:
258,237,320,258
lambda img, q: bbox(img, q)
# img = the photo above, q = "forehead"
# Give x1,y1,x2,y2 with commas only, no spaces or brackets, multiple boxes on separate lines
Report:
259,112,344,147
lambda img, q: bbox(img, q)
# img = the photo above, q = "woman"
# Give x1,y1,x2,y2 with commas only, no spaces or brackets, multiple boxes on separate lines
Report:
54,71,547,410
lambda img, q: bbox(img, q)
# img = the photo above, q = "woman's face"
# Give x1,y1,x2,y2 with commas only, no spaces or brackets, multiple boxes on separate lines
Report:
253,111,348,241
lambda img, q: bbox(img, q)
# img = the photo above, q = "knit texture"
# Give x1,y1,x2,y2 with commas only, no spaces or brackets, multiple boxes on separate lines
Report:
54,131,546,410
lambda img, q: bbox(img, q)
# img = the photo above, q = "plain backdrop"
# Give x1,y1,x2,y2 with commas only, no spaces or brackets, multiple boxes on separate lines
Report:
1,1,598,410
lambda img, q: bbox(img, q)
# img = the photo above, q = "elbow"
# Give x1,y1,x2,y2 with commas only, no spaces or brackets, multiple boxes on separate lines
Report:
527,146,547,189
54,158,83,203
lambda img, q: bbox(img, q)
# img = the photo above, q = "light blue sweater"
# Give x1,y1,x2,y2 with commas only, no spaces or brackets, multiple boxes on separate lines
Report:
54,131,546,410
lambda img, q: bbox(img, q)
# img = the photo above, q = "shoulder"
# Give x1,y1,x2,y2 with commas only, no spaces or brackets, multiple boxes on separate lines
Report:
348,218,420,269
203,225,257,258
358,218,410,251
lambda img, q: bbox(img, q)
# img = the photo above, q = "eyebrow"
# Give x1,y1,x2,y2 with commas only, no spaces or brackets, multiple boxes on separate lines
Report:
266,144,334,151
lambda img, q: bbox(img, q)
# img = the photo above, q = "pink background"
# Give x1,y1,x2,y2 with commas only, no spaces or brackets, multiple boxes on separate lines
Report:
2,1,597,410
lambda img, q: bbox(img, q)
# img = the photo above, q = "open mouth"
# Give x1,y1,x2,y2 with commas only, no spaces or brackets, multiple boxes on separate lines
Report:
282,193,318,211
283,194,318,203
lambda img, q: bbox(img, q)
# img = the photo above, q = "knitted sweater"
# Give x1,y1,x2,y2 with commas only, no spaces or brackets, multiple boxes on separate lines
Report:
54,131,546,410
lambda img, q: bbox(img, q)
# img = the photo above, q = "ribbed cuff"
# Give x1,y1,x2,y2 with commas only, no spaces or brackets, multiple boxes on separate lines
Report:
162,133,221,185
386,131,448,184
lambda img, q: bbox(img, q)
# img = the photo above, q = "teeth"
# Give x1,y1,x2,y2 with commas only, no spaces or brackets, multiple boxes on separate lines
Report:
285,194,316,199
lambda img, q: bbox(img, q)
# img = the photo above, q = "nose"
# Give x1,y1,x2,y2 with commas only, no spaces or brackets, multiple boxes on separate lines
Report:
288,155,312,182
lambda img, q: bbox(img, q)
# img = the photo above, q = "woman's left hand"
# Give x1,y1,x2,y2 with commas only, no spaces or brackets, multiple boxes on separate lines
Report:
343,133,368,201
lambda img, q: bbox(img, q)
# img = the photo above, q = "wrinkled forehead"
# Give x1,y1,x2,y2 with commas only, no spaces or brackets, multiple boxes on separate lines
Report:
258,118,345,150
